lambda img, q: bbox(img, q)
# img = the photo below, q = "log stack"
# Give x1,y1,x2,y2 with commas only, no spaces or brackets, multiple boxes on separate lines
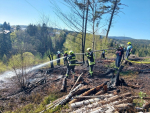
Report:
41,81,150,113
67,83,150,113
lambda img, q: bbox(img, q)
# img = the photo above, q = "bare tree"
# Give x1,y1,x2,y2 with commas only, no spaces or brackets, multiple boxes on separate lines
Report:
105,0,124,39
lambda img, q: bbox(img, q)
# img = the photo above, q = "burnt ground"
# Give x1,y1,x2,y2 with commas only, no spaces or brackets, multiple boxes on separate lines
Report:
0,59,150,112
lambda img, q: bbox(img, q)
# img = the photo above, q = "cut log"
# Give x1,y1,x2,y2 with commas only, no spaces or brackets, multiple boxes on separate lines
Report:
114,103,134,112
95,85,107,95
95,90,104,96
69,81,108,104
73,94,113,99
131,96,150,100
70,98,101,109
60,77,66,92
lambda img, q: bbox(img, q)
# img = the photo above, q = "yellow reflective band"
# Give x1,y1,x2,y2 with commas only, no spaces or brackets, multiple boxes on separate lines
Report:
126,59,150,64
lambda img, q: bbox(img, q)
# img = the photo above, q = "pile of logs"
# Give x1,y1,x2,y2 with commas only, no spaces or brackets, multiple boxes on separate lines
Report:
39,73,150,113
68,86,150,113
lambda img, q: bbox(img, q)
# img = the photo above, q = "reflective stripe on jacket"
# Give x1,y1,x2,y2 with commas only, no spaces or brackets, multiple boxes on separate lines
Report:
86,51,95,65
67,54,76,66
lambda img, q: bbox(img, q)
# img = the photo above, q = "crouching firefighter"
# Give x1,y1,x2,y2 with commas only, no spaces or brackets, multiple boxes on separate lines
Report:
85,48,95,78
63,51,68,66
65,51,76,78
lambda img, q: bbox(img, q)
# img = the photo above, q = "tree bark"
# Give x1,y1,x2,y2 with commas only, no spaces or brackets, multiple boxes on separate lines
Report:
105,0,118,39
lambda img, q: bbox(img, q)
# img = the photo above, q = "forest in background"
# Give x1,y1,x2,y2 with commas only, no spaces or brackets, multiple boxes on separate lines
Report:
0,21,150,73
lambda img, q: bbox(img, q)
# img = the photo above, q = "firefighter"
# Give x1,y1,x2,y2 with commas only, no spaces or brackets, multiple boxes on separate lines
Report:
101,50,106,59
65,51,76,78
57,51,61,66
85,48,95,78
126,42,132,59
63,51,68,66
115,45,124,68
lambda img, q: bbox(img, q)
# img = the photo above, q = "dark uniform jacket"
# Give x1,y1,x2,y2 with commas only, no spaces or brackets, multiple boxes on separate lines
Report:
67,54,76,66
116,48,124,57
86,51,95,65
57,53,61,58
64,53,68,58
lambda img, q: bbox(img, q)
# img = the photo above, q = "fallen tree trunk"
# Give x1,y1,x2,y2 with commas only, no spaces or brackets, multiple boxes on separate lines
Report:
70,73,83,92
60,77,66,92
69,81,108,104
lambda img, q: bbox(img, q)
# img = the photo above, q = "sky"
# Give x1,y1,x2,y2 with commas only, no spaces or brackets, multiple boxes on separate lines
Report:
0,0,150,40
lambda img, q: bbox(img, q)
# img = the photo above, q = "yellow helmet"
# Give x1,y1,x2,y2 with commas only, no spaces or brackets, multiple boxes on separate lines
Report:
64,51,68,54
69,50,74,55
127,42,131,45
87,48,91,51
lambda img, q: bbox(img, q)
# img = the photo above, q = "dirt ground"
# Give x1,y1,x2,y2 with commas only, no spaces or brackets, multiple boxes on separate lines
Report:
0,59,150,112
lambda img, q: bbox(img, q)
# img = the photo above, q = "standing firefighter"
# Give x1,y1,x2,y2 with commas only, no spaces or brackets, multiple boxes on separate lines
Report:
126,42,132,59
115,45,124,68
66,51,76,78
57,51,61,66
85,48,95,78
63,51,68,66
101,50,106,59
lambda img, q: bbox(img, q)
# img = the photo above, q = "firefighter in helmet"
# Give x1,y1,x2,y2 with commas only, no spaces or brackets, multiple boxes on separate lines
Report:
85,48,95,78
65,50,76,78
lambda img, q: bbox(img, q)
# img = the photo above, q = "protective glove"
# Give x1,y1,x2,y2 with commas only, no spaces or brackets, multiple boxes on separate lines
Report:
129,52,132,54
85,53,88,55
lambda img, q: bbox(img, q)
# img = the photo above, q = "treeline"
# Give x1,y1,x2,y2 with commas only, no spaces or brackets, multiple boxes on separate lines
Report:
0,22,114,68
1,21,150,72
0,22,68,72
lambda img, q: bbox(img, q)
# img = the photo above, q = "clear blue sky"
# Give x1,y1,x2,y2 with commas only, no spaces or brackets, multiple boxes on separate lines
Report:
0,0,150,40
